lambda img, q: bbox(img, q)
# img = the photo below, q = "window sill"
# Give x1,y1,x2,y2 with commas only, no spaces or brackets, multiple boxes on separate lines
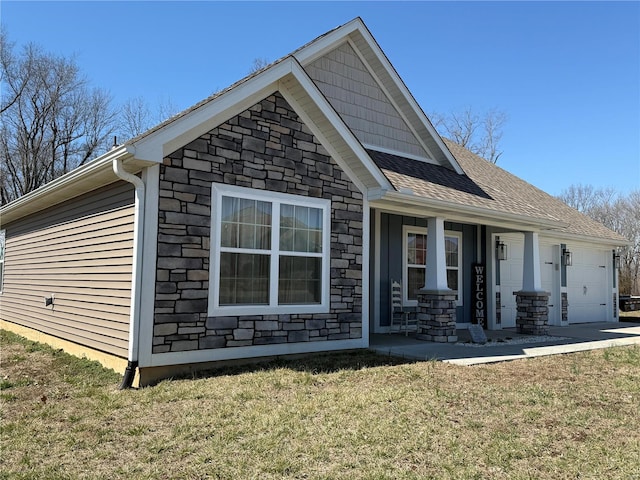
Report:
208,303,330,317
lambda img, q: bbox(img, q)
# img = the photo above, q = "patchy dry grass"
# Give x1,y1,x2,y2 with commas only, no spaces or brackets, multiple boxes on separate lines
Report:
1,329,639,479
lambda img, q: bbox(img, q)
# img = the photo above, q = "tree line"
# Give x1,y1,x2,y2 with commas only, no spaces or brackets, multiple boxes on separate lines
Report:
0,31,177,204
557,185,640,295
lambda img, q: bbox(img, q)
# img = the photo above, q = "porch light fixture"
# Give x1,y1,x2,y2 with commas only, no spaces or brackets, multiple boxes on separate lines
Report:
562,248,572,267
614,252,621,269
496,240,508,261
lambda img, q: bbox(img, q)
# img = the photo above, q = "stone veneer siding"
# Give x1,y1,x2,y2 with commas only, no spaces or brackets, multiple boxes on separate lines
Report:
415,290,458,343
153,93,364,353
515,291,549,335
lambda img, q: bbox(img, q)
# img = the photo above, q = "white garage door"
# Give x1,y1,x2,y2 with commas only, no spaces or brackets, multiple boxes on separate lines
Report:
566,246,609,323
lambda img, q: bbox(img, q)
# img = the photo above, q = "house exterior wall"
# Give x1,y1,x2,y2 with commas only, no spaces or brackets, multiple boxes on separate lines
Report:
374,211,477,331
152,92,364,354
304,42,428,160
0,181,135,357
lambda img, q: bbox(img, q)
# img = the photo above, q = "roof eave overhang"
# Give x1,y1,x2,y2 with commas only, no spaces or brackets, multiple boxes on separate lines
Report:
371,190,569,232
0,146,147,226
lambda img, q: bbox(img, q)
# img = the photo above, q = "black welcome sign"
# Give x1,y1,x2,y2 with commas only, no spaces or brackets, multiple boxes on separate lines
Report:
472,263,487,327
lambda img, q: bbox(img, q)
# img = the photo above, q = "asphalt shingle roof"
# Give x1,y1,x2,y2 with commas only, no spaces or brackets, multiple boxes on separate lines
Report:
370,140,627,243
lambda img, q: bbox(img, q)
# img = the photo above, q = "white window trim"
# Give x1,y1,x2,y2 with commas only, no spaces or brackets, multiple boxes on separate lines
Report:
208,183,331,316
402,225,462,307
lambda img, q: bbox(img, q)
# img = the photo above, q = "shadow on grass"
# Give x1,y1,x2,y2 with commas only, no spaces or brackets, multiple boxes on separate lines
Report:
173,350,419,384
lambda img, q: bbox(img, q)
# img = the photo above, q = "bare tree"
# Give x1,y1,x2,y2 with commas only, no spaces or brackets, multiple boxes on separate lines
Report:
0,34,116,204
117,95,179,142
558,185,640,295
556,184,617,216
430,107,507,163
617,191,640,295
249,57,270,74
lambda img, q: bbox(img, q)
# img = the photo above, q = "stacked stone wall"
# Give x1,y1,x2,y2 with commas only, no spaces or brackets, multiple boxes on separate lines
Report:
515,291,549,335
153,93,363,353
415,291,458,342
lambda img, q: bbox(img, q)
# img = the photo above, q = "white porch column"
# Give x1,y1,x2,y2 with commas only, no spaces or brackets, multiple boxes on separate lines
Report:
424,216,450,291
522,231,543,292
417,216,456,342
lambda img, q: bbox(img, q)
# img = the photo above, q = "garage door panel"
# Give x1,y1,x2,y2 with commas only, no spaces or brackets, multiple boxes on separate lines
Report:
567,247,609,323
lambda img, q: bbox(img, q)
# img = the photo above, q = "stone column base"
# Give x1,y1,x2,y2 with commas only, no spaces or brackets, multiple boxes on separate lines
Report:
416,290,457,342
515,291,550,335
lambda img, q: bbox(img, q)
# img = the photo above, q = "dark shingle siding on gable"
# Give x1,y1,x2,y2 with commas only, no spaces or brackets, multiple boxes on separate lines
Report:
368,150,491,200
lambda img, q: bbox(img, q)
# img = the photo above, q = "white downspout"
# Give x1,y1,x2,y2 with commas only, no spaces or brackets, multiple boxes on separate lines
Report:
113,159,145,388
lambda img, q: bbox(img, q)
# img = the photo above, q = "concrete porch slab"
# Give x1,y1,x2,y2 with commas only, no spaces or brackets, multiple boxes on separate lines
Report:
369,322,640,366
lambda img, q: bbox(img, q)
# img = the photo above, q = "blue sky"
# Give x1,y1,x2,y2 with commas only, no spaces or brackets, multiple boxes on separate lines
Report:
2,1,639,196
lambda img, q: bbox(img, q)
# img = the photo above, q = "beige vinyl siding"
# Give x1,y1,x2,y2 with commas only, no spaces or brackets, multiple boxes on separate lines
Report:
0,181,135,358
305,42,428,159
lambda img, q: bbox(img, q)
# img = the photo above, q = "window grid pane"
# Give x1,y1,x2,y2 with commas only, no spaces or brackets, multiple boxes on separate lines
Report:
280,204,323,253
407,233,427,266
219,253,270,305
407,267,425,301
221,196,272,249
278,256,322,304
445,236,459,267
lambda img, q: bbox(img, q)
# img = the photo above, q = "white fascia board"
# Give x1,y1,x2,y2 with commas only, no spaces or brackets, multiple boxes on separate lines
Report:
373,190,568,231
540,230,631,248
0,145,136,226
283,61,393,192
147,338,366,368
130,61,296,162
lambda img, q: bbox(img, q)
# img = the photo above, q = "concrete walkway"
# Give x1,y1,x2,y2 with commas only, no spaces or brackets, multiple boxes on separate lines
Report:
369,321,640,365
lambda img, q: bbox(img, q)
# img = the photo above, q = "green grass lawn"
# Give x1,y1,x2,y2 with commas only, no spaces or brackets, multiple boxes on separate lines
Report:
1,329,639,480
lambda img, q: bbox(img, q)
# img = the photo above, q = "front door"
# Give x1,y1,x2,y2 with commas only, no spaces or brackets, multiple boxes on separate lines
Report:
499,234,524,328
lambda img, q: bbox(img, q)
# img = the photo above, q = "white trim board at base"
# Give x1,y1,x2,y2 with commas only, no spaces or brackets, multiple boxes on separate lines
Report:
147,338,367,368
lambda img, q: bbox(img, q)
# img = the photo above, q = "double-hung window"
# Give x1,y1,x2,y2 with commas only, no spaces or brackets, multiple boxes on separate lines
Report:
209,184,330,316
403,225,462,306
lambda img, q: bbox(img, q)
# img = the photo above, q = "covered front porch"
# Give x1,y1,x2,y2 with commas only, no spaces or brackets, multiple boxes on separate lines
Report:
369,206,563,342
